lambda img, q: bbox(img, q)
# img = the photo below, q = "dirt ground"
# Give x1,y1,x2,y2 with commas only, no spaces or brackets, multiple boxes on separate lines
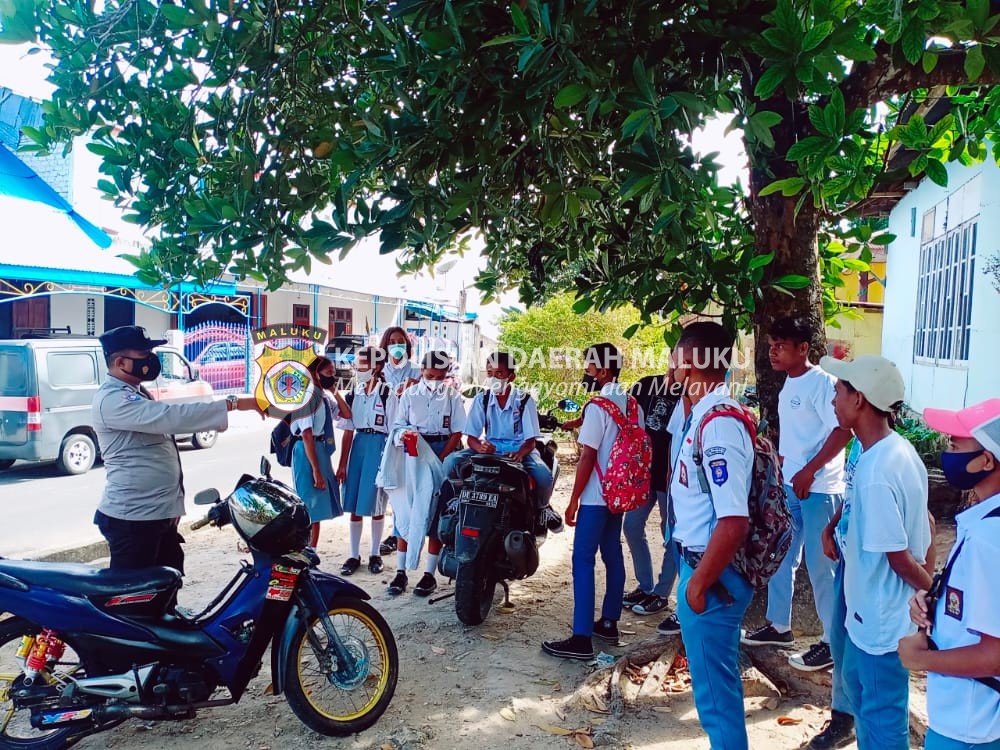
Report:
73,476,944,750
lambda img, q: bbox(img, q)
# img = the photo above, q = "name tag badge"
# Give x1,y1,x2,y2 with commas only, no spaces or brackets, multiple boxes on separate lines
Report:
945,586,964,620
679,461,689,487
374,414,385,427
443,415,451,431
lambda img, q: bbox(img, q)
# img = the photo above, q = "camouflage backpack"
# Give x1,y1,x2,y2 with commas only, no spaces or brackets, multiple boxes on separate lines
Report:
692,403,792,590
588,395,652,514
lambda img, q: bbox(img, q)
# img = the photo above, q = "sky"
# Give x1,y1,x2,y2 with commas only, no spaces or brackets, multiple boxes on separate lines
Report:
0,42,747,339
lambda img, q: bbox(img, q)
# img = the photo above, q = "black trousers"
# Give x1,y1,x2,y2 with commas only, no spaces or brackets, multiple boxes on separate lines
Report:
94,510,185,574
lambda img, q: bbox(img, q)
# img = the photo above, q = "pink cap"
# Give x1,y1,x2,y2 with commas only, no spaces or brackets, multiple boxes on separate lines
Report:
924,398,1000,457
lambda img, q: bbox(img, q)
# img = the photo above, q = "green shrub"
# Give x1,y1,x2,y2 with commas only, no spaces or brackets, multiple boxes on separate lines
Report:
895,411,947,468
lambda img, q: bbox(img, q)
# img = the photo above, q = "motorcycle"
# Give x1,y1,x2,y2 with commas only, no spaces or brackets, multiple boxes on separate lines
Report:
0,457,398,749
436,399,580,625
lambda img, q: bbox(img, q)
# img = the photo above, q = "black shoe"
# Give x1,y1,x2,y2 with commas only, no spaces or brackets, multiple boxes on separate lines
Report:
340,557,361,576
790,641,833,672
413,573,437,597
740,623,794,647
387,571,407,596
633,594,670,616
379,535,398,555
368,555,384,575
593,618,620,644
622,586,649,607
656,613,681,634
541,635,595,661
808,710,855,750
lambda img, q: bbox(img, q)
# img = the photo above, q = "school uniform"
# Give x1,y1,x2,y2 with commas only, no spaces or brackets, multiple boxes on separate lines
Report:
383,359,421,390
670,382,754,750
290,393,343,523
924,492,1000,750
392,380,466,458
339,381,397,517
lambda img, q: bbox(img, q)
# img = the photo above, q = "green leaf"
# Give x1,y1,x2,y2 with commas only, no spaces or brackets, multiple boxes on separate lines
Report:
801,21,834,52
787,136,832,160
837,36,877,62
421,30,455,51
900,21,926,65
671,92,704,112
751,111,783,129
969,0,990,29
965,44,986,82
772,274,812,289
623,323,640,339
173,139,200,160
925,159,949,187
632,57,655,103
922,50,939,74
481,34,531,48
759,177,807,197
572,297,594,314
749,252,775,270
869,233,896,246
160,5,202,28
554,83,588,108
754,65,787,99
511,3,530,35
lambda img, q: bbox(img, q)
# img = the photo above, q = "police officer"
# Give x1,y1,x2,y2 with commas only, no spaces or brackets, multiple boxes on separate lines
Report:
92,326,259,573
669,321,755,750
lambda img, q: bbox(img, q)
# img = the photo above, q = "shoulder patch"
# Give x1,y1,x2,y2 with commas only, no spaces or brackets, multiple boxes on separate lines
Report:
704,446,726,458
122,392,143,402
708,458,729,486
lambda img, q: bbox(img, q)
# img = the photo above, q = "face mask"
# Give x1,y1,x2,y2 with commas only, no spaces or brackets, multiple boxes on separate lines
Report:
319,374,336,389
388,344,407,361
941,450,993,490
423,377,443,392
486,377,508,394
581,373,599,393
124,355,161,382
355,370,374,384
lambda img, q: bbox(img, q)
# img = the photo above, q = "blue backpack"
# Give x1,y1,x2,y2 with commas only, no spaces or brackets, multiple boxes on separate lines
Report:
269,417,297,467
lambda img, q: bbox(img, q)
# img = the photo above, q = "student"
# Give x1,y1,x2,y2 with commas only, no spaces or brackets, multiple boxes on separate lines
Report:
743,317,852,678
900,399,1000,750
623,364,680,627
820,354,933,750
336,347,396,577
542,343,640,660
443,352,561,529
291,356,351,548
668,322,755,750
387,350,466,597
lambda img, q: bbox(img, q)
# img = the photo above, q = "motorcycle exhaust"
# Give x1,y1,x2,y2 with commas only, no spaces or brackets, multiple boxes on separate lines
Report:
31,698,232,730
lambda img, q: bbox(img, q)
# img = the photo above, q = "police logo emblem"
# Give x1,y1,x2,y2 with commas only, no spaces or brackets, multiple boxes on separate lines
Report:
945,586,964,620
709,458,729,486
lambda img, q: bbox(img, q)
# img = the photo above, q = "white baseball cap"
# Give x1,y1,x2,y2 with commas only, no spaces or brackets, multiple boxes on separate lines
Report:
924,399,1000,459
819,354,905,412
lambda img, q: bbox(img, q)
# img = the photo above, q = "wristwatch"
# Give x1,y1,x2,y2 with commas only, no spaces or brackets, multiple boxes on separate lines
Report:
225,394,239,411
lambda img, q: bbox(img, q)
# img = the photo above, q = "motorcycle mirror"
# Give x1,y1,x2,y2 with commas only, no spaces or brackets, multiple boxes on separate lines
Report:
194,488,221,506
558,399,581,413
260,456,272,478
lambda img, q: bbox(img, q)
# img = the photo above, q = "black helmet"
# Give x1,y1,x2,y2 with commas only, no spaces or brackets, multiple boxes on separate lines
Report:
227,479,310,555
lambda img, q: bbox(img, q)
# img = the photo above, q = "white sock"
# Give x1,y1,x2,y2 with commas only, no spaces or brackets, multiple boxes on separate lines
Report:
772,623,791,633
370,517,385,557
424,553,439,576
348,520,362,559
396,550,406,572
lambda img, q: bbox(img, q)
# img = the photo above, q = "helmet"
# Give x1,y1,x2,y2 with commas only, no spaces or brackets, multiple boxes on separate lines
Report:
227,479,311,555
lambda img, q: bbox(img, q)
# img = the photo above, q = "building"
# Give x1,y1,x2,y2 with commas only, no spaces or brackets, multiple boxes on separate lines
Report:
825,243,885,360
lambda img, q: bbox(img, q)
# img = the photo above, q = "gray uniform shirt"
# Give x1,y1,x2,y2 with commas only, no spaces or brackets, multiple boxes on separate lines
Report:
93,376,229,521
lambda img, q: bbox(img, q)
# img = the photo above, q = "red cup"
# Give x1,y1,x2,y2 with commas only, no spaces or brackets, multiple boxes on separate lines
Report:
403,431,418,457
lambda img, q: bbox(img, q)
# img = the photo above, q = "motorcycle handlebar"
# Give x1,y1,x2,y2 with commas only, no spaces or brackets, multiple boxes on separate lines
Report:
190,516,213,531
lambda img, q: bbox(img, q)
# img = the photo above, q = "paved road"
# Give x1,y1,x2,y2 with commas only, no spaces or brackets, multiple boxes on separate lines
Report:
0,412,315,559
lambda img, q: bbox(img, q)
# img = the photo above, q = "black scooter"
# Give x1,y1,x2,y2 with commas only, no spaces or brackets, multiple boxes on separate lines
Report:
436,399,579,625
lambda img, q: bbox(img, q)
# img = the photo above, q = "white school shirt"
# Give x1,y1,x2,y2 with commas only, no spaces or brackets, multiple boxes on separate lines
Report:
463,387,542,455
669,384,752,551
577,383,645,507
291,393,340,439
926,492,1000,744
392,380,466,437
383,359,421,389
337,382,397,434
666,398,686,469
839,431,931,655
777,365,845,494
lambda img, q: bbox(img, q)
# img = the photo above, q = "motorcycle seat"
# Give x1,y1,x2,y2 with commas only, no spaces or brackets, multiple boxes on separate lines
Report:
0,559,181,597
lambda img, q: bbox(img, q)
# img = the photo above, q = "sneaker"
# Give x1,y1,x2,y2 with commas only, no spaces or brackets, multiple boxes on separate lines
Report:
413,573,437,597
368,555,384,575
633,594,670,616
622,587,649,608
740,624,794,647
539,505,564,534
541,635,595,661
387,571,407,596
807,710,855,750
790,641,833,672
592,618,620,644
340,557,361,576
379,535,398,555
656,613,681,634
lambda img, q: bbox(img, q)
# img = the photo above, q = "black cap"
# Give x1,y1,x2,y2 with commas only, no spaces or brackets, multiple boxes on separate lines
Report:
98,326,168,356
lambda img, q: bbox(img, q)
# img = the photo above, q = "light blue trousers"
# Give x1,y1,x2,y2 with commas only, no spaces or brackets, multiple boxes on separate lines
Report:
842,636,910,750
677,558,754,750
765,485,841,640
926,729,1000,750
829,559,852,714
623,490,678,598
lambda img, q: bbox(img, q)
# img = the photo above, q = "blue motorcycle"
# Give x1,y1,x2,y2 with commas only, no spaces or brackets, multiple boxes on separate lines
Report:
0,457,398,749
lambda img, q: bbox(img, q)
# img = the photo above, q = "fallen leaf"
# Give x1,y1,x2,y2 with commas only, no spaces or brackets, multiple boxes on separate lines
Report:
652,706,672,714
444,666,458,673
500,707,516,721
555,708,566,721
482,634,501,641
803,703,818,711
262,683,274,696
573,733,595,748
431,646,446,655
591,718,606,726
552,682,562,693
535,724,574,736
777,716,802,726
763,697,780,711
381,745,394,750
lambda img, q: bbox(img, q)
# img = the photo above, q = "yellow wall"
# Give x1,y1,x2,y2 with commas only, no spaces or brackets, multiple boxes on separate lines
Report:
826,305,883,359
835,261,886,305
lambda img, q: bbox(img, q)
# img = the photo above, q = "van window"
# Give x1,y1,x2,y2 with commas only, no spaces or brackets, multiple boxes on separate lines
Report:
0,351,28,395
47,352,98,387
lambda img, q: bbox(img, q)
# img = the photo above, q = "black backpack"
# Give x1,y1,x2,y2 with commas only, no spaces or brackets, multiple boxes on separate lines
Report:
269,397,334,467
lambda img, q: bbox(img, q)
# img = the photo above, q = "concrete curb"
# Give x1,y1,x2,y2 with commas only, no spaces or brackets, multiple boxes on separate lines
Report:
23,520,205,565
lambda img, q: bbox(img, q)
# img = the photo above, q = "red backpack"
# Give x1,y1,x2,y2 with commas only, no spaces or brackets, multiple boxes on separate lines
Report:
588,395,652,513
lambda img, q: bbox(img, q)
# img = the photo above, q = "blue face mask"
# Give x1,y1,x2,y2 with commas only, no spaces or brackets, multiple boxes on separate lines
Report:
941,450,993,490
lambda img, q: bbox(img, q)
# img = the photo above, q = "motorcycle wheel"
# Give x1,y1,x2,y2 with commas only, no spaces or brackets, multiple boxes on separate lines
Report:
283,597,398,736
0,617,102,750
454,551,500,626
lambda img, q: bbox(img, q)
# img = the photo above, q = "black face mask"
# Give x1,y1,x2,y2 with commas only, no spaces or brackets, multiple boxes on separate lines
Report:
941,450,993,490
581,373,599,393
319,374,337,389
123,354,161,382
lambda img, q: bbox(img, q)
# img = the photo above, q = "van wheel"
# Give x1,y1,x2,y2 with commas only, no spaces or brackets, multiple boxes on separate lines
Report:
192,430,217,449
58,433,96,475
0,459,14,471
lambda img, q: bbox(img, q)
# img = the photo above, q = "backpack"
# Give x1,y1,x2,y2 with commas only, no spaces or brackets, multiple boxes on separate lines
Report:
270,417,297,467
588,395,652,514
692,403,792,590
481,389,531,437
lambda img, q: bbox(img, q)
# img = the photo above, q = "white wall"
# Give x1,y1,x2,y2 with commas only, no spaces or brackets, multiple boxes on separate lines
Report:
882,158,1000,412
261,286,404,339
48,293,103,336
134,305,171,340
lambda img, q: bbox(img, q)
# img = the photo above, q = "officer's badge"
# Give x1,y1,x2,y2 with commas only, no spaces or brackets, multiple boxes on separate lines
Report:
251,325,328,416
709,458,729,486
945,586,964,620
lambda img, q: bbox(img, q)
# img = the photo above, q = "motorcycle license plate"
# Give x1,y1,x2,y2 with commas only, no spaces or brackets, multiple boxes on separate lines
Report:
459,489,500,508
